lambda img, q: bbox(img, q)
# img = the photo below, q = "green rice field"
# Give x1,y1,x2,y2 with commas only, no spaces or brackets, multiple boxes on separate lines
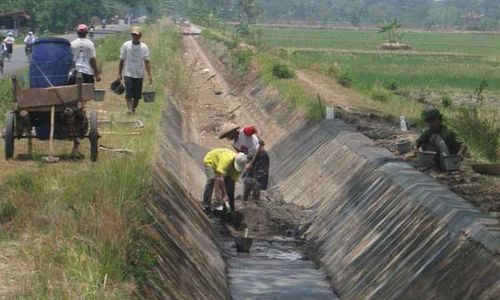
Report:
260,26,500,91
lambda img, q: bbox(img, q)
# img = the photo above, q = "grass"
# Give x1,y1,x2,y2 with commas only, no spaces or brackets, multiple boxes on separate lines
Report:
279,50,500,91
259,26,500,57
257,53,322,120
0,22,184,298
262,25,499,161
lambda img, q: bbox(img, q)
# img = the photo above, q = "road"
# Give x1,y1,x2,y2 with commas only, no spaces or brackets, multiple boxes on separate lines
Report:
2,23,130,76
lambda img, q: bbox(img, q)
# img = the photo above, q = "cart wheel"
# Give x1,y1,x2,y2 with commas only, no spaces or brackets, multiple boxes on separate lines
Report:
89,109,98,161
4,112,15,160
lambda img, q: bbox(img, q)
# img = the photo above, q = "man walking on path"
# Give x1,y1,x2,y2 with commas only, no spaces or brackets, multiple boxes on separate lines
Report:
23,31,36,57
203,148,248,214
0,37,6,76
69,24,101,84
116,26,153,114
3,32,15,61
69,24,101,158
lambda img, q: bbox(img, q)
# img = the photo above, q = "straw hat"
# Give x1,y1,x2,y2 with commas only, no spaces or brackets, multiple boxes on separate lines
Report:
218,122,240,139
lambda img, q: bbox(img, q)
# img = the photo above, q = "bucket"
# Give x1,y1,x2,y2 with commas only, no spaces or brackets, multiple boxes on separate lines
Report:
234,236,254,253
441,155,460,171
110,80,125,95
417,151,437,168
143,91,156,103
326,106,335,120
94,89,106,101
397,139,411,154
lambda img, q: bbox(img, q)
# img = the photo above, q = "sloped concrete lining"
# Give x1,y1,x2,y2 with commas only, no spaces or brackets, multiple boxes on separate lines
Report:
269,119,500,299
141,96,230,300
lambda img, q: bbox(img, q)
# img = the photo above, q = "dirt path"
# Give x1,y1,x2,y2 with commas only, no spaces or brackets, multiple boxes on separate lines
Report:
295,69,368,112
281,47,486,58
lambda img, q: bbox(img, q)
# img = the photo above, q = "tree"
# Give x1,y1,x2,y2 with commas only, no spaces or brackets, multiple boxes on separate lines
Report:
378,19,404,43
237,0,263,24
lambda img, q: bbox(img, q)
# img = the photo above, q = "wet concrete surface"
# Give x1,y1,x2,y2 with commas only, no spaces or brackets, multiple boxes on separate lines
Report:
224,236,338,300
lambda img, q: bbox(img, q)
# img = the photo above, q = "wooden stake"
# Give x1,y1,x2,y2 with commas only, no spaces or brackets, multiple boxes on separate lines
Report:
49,105,55,155
244,228,249,238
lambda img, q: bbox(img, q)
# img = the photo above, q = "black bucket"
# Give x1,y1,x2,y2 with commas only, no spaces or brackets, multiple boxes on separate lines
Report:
234,236,254,253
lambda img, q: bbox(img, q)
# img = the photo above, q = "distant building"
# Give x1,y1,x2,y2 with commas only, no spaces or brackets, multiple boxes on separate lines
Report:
0,10,31,36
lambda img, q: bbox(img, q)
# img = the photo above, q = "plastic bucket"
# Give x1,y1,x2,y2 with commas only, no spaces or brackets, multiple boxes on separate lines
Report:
417,151,437,168
234,236,254,253
397,139,411,154
94,89,106,101
441,155,460,171
143,91,156,103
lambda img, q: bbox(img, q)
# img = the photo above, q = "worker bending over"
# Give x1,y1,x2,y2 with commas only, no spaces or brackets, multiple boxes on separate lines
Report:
203,148,248,213
219,124,270,201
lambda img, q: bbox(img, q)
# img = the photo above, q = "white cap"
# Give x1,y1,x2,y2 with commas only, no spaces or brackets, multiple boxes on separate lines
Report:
7,32,12,36
28,31,33,35
234,153,248,173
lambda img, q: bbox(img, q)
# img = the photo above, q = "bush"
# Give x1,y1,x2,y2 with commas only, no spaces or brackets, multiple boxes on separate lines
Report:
272,63,295,79
337,69,353,87
325,63,341,78
370,84,393,102
441,94,453,108
384,79,398,91
449,106,499,161
231,49,254,77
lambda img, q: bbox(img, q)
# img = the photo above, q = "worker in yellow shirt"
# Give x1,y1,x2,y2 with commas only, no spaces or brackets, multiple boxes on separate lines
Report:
203,148,248,214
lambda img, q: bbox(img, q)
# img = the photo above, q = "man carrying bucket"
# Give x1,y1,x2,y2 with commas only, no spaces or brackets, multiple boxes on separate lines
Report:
202,148,248,214
116,26,153,114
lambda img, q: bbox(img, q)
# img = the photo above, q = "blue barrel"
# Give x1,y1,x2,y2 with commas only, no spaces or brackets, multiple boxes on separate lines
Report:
29,38,73,88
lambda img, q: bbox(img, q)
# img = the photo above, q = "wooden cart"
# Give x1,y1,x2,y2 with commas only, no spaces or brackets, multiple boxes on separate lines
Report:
3,76,100,161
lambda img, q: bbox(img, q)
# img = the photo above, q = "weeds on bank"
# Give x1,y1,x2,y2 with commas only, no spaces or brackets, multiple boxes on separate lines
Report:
258,54,322,120
445,81,499,162
0,78,12,124
0,24,183,298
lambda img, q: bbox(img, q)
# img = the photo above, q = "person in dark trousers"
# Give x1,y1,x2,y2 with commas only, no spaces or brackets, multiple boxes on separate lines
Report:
203,148,248,213
219,124,270,201
68,24,101,158
116,26,153,114
416,108,467,170
69,24,101,84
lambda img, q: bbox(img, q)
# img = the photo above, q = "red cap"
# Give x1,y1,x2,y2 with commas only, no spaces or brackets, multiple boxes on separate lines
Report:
77,24,88,33
242,125,257,137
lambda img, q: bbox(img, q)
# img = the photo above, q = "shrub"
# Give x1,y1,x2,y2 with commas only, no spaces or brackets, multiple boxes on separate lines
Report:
370,84,393,102
231,49,254,77
337,69,353,87
384,79,398,91
441,94,453,108
272,63,295,79
325,63,341,78
449,106,499,161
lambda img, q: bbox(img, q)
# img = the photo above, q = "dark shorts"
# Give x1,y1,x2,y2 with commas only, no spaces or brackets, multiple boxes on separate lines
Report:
124,76,143,100
68,72,95,85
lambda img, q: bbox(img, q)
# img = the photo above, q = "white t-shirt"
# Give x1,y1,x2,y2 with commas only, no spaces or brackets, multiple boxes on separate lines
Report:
233,131,260,158
71,38,96,75
120,41,149,78
24,35,36,44
4,36,15,44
